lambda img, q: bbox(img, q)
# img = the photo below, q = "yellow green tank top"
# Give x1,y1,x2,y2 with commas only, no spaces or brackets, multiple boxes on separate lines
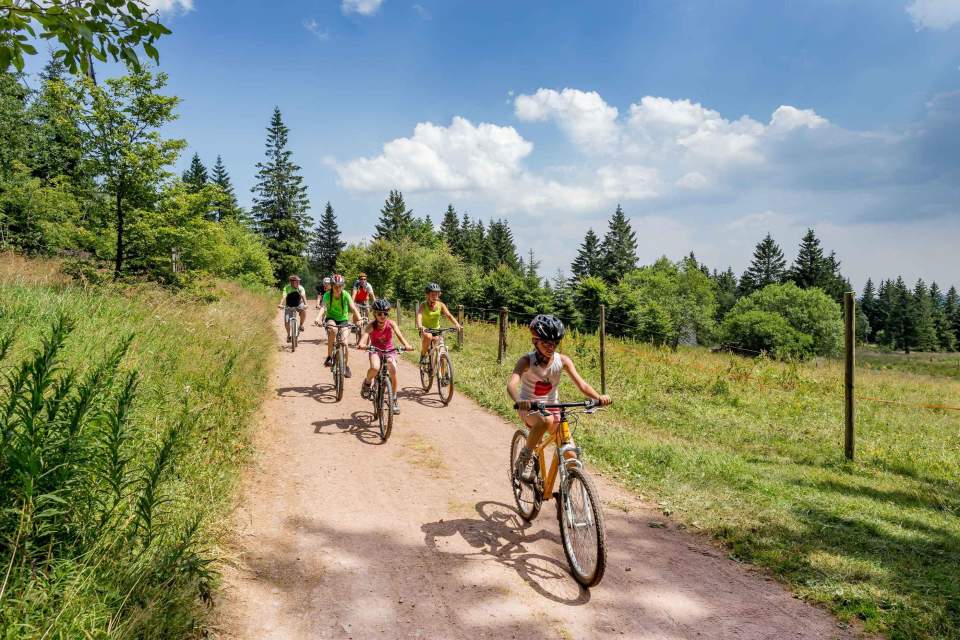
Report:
421,301,442,329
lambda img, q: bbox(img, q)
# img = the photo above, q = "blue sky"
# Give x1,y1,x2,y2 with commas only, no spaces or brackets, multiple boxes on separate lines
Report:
67,0,960,287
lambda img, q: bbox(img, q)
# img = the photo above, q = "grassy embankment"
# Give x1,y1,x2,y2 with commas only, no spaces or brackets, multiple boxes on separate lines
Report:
0,253,275,638
399,313,960,640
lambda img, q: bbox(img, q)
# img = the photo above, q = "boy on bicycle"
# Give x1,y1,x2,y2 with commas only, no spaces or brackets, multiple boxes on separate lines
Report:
507,314,612,479
358,298,413,414
279,274,307,342
415,282,461,366
318,274,362,377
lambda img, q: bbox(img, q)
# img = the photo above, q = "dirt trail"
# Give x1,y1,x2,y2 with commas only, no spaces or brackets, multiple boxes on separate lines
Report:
213,316,858,639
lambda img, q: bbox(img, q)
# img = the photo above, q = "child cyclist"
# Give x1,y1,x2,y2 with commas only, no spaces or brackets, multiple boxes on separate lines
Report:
359,298,413,414
415,282,462,366
506,314,612,480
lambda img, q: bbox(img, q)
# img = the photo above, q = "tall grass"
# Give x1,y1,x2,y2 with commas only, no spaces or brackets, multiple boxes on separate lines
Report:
0,256,275,638
399,314,960,639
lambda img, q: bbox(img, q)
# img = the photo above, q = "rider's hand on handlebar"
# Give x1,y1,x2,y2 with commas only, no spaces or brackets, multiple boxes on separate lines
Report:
597,395,612,407
515,400,531,411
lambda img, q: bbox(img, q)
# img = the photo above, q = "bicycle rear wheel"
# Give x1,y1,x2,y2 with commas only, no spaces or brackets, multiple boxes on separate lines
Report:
558,467,607,587
419,349,433,392
289,316,299,351
436,352,454,405
510,429,541,521
378,376,394,441
334,348,345,402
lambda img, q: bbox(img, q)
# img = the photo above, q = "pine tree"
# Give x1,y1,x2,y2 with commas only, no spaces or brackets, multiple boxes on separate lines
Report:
929,282,956,351
438,205,460,250
374,190,414,242
789,228,827,289
912,280,938,351
713,267,739,321
486,219,520,271
464,218,486,267
600,205,638,283
945,286,960,350
551,270,582,329
570,229,603,282
210,154,242,222
182,152,208,193
860,278,878,342
251,107,311,284
884,277,916,352
739,233,787,295
307,201,346,277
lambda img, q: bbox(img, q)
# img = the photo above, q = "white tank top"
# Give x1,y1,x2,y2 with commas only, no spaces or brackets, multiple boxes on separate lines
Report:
519,352,563,403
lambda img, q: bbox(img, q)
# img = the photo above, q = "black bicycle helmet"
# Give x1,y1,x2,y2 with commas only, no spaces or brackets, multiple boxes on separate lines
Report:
372,298,391,312
529,314,565,341
425,282,442,293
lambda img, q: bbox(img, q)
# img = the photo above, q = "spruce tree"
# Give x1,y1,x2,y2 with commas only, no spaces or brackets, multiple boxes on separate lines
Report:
600,205,638,283
486,219,520,271
885,277,916,352
307,201,346,277
789,228,827,289
713,267,739,321
929,282,956,351
182,152,208,193
551,270,582,329
374,190,414,242
251,107,311,283
439,205,460,249
945,286,960,349
570,229,603,281
464,218,486,267
211,154,242,222
912,280,939,351
739,233,787,295
860,278,878,342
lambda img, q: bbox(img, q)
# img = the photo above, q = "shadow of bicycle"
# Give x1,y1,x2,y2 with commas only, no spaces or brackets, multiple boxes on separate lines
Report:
421,500,589,606
398,385,446,409
275,383,338,404
313,410,385,445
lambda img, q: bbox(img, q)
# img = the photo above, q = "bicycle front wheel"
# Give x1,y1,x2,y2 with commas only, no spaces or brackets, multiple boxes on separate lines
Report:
290,316,299,351
378,376,394,441
334,348,345,402
419,351,433,392
436,353,454,406
558,467,607,587
510,429,541,521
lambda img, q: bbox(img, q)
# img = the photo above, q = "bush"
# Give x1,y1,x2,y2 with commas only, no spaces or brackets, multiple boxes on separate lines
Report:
722,283,842,358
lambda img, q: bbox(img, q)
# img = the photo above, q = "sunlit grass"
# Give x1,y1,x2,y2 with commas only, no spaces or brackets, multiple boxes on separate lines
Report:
398,314,960,639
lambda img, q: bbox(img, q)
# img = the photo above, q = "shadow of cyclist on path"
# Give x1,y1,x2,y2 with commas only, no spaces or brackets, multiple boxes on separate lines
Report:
313,410,384,445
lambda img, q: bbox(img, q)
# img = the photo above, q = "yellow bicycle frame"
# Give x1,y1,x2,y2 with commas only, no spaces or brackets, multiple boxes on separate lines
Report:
533,416,577,502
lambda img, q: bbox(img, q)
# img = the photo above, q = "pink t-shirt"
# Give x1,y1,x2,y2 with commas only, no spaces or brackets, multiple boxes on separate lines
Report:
370,320,395,352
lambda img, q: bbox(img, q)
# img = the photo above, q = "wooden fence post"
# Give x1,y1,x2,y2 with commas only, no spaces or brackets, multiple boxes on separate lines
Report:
844,291,855,461
457,304,465,349
498,307,508,364
600,303,607,394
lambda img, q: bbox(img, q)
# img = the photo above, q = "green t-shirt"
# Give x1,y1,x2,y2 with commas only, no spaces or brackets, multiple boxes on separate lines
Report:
322,290,352,322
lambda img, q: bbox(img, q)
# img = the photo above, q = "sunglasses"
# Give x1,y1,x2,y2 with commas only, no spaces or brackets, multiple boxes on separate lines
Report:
534,338,558,348
375,311,388,317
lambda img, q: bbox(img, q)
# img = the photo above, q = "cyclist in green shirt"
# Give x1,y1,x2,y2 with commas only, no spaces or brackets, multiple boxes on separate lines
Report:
318,274,363,377
415,282,461,365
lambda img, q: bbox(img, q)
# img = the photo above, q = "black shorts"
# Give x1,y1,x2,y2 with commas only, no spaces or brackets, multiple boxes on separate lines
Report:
326,319,350,327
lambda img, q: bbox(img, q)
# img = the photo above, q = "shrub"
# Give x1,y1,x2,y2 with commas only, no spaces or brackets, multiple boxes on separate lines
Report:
720,309,814,359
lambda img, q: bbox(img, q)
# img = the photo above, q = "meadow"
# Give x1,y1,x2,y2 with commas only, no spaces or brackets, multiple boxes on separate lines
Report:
0,254,275,638
399,313,960,640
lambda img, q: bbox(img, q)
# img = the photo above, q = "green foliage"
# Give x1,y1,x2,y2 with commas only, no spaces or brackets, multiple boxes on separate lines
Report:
308,201,345,278
374,189,415,242
210,154,243,222
182,152,208,193
251,107,311,284
723,282,842,358
599,204,638,283
739,233,787,295
570,228,603,282
720,309,813,359
0,0,171,75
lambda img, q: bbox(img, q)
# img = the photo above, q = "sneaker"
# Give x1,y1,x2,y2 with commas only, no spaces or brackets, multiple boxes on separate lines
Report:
286,335,291,343
419,355,429,366
324,356,333,367
361,381,372,399
344,366,352,378
392,399,401,414
514,447,535,483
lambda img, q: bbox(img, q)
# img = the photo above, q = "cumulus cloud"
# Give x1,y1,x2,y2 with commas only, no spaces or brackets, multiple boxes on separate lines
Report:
906,0,960,30
303,19,329,41
143,0,193,13
515,88,620,152
342,0,385,16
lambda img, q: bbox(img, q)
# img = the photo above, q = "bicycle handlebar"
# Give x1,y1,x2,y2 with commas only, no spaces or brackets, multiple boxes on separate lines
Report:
367,346,405,354
424,327,459,335
513,399,598,411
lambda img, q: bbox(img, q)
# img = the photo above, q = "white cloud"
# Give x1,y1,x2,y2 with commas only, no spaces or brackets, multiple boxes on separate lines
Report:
143,0,193,14
597,165,661,200
303,19,329,41
676,171,709,190
515,88,620,152
769,105,828,132
906,0,960,30
342,0,385,16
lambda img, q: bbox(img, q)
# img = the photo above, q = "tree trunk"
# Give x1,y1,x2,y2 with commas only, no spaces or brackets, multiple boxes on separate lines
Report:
114,189,124,276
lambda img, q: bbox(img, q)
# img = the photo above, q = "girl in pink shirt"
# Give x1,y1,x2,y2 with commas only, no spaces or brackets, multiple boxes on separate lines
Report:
359,299,412,414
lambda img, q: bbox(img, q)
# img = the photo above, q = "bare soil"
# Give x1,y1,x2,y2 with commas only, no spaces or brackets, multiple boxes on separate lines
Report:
212,318,861,639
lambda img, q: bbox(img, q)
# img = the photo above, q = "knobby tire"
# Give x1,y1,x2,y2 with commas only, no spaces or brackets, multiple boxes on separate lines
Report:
510,429,541,521
437,352,454,405
558,467,607,587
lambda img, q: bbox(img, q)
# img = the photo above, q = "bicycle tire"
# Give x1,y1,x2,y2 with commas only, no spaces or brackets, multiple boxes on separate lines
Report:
437,352,454,406
510,429,541,521
371,379,381,419
291,315,299,351
558,467,607,587
378,376,394,441
419,349,433,392
334,347,345,402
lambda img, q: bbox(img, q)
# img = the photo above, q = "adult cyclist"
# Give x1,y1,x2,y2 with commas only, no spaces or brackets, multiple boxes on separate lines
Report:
352,272,376,312
318,274,362,377
415,282,461,366
314,276,332,328
507,314,611,480
279,274,307,342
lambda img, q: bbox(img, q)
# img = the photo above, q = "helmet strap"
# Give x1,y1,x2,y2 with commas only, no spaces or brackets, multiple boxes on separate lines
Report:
533,342,550,366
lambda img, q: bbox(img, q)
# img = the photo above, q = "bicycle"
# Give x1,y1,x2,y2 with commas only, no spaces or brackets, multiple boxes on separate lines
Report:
283,305,300,351
353,303,370,347
510,399,607,587
327,322,358,402
366,346,404,441
419,327,457,405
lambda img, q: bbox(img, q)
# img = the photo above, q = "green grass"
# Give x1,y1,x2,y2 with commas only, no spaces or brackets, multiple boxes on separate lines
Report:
399,314,960,640
0,253,275,638
858,348,960,382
